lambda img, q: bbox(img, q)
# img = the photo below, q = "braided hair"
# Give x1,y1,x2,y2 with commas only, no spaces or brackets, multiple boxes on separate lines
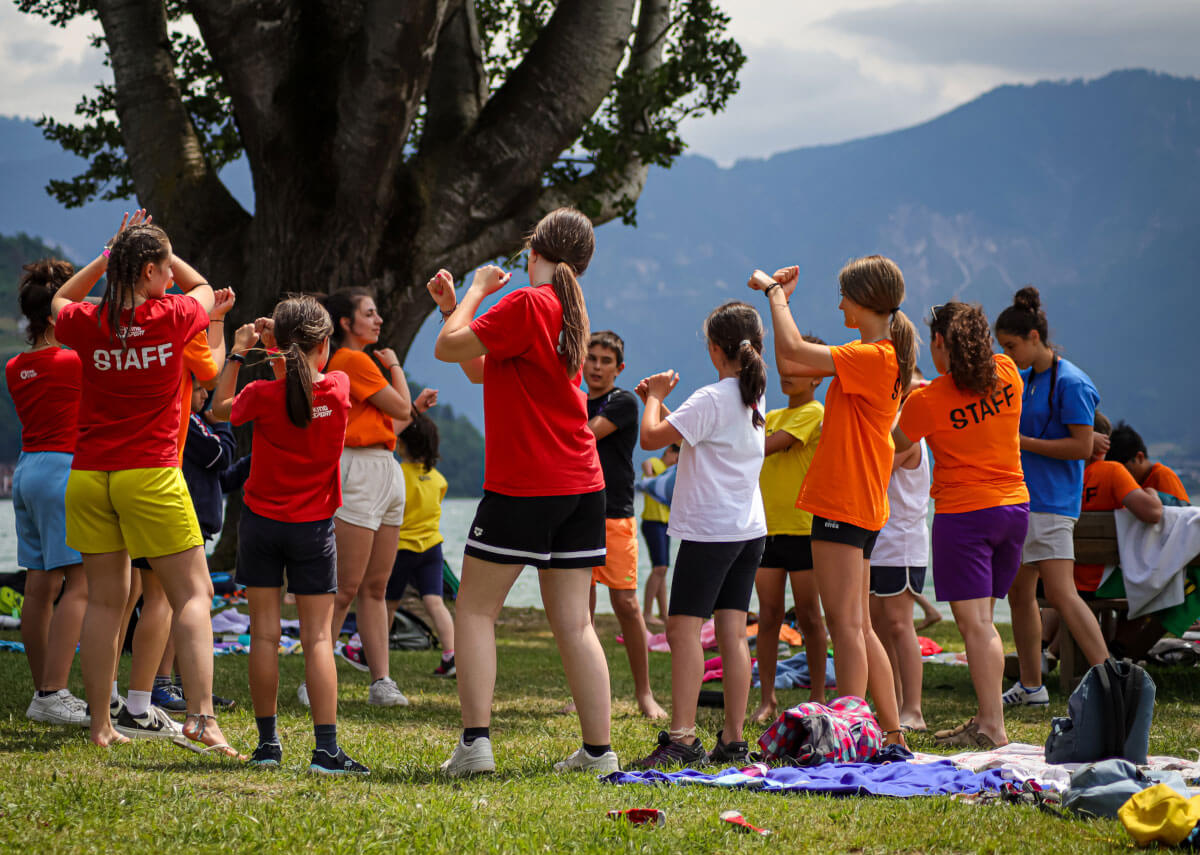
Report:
102,224,171,348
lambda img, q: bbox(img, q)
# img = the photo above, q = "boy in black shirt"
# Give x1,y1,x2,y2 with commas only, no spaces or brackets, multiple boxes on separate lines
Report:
585,331,666,719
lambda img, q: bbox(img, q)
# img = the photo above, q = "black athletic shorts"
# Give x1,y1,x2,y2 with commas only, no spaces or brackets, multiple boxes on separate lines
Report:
464,489,606,570
668,537,766,618
386,543,444,600
235,507,337,595
810,515,880,559
759,534,814,573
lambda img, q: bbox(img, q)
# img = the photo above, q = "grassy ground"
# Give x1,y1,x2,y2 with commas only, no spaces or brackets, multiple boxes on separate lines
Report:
1,610,1198,854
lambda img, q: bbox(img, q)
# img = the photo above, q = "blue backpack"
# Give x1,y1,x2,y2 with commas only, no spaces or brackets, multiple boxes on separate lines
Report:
1045,658,1155,764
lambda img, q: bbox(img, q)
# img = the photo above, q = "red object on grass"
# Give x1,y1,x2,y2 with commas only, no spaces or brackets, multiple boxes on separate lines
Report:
719,810,771,835
607,808,665,826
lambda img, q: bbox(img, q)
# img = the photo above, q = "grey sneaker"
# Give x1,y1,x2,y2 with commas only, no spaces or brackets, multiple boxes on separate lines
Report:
1001,681,1050,707
26,690,90,726
367,677,409,707
441,736,495,776
553,746,620,774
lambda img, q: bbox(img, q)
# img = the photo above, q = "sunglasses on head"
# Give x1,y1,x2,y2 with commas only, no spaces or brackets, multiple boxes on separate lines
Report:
929,303,948,324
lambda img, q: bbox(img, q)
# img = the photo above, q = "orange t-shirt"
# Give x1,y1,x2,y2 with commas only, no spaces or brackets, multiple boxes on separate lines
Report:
1143,462,1190,504
797,339,901,531
177,332,219,462
1074,460,1142,590
898,354,1029,514
326,348,395,450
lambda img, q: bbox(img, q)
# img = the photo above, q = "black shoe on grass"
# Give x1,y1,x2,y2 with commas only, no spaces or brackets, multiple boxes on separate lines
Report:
249,741,282,767
631,731,707,770
309,747,369,775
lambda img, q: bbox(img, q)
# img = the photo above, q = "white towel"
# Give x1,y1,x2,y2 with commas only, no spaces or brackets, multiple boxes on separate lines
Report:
1102,507,1200,619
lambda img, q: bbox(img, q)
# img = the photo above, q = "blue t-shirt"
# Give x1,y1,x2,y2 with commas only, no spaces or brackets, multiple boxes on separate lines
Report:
1019,356,1099,517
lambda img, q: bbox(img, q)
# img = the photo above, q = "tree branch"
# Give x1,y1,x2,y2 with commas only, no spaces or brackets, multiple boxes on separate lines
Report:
95,0,248,250
418,0,488,157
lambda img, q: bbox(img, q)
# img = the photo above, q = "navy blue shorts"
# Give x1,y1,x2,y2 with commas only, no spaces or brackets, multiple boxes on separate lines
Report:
235,507,336,596
641,520,671,567
668,537,766,618
386,543,444,600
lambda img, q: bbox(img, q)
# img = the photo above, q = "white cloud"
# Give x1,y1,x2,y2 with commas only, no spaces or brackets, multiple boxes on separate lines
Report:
0,4,109,122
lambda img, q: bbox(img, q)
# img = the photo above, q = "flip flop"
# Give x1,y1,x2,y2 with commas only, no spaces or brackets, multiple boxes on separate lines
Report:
900,724,928,734
182,713,248,761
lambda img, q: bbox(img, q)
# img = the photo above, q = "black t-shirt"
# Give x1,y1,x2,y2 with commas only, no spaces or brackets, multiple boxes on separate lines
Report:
587,386,638,518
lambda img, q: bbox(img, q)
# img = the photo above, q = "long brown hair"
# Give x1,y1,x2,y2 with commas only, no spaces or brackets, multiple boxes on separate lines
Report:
103,224,171,348
272,296,334,428
704,301,767,428
528,208,594,377
838,255,918,390
929,300,998,397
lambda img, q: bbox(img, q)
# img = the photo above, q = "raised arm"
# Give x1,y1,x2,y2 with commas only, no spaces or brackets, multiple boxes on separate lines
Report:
210,323,259,422
748,267,836,376
51,209,149,319
428,267,510,383
637,371,684,450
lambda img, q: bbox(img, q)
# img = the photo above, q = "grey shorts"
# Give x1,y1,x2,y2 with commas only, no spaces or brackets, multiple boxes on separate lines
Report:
1021,512,1076,564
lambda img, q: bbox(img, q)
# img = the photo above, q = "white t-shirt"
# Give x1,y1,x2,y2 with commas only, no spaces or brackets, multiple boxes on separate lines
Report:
665,377,767,542
871,438,931,567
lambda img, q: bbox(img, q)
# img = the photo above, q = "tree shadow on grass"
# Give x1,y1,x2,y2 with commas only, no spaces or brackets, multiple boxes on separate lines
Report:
0,729,88,753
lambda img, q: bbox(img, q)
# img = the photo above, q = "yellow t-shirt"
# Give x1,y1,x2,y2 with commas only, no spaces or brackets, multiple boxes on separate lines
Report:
641,457,671,523
760,401,824,535
397,461,448,553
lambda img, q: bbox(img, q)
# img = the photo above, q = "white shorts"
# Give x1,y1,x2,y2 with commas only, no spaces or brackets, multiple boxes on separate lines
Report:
1021,512,1076,564
335,446,406,530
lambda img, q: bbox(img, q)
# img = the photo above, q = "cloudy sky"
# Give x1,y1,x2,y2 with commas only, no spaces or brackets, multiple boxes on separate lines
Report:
3,0,1199,164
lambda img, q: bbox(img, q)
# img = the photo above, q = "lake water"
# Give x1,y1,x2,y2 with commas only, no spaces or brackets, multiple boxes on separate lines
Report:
0,497,998,621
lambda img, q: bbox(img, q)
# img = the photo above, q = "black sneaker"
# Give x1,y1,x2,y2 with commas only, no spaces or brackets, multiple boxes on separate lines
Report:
309,747,370,775
433,654,456,677
249,741,282,767
708,732,750,767
212,694,237,711
631,731,707,769
114,706,184,740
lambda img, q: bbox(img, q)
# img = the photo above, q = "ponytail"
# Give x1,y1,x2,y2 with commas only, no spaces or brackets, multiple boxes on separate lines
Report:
737,339,767,429
889,309,918,390
284,342,316,428
551,261,589,377
704,301,766,429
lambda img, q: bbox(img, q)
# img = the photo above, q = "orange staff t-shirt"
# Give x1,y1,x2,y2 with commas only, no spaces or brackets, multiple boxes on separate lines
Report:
898,354,1029,515
1142,463,1190,504
326,348,396,450
176,332,219,462
1075,459,1143,590
797,339,900,532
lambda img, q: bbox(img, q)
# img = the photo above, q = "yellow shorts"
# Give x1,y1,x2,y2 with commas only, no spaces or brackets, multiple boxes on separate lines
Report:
592,517,639,590
66,468,203,559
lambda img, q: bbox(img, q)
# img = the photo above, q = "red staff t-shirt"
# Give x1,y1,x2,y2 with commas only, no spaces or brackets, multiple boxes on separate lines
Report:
54,296,209,471
231,371,350,522
5,347,82,454
469,283,603,497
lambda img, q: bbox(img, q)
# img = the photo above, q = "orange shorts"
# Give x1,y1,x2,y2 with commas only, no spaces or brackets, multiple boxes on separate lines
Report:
592,517,638,590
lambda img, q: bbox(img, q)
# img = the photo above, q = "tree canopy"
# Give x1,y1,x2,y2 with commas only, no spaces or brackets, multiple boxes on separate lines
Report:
19,0,745,353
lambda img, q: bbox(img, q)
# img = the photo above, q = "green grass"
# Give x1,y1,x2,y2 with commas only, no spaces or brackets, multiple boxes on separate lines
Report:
1,610,1198,854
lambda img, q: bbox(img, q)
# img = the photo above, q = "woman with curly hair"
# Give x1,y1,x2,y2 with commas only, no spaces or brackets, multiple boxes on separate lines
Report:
892,301,1029,748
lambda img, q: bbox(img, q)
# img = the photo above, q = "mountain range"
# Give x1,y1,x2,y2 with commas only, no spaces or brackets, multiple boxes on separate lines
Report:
2,69,1197,474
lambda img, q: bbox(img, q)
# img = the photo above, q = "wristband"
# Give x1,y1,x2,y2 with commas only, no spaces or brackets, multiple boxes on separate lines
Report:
209,318,224,323
102,248,110,259
227,353,246,364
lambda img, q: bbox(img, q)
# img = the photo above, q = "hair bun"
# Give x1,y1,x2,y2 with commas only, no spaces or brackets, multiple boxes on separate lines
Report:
1013,286,1041,313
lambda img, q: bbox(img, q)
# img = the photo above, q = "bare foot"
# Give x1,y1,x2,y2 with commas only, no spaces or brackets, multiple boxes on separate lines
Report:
750,701,778,724
916,613,942,632
637,694,668,720
883,730,909,749
183,714,247,761
89,726,131,747
644,614,664,628
558,699,577,715
900,718,928,733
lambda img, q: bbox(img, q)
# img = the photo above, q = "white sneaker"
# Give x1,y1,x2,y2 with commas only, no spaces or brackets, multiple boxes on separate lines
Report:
553,746,620,774
297,683,310,708
1001,681,1050,707
441,736,496,776
367,677,409,707
27,690,90,726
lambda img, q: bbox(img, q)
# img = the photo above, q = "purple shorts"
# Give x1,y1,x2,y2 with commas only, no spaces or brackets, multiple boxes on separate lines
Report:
931,503,1030,602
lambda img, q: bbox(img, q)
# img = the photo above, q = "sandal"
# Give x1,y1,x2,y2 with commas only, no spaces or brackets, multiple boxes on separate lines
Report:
933,717,999,749
183,713,247,761
881,729,910,750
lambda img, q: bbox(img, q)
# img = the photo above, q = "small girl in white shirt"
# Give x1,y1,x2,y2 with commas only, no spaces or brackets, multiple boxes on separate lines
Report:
632,300,768,770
